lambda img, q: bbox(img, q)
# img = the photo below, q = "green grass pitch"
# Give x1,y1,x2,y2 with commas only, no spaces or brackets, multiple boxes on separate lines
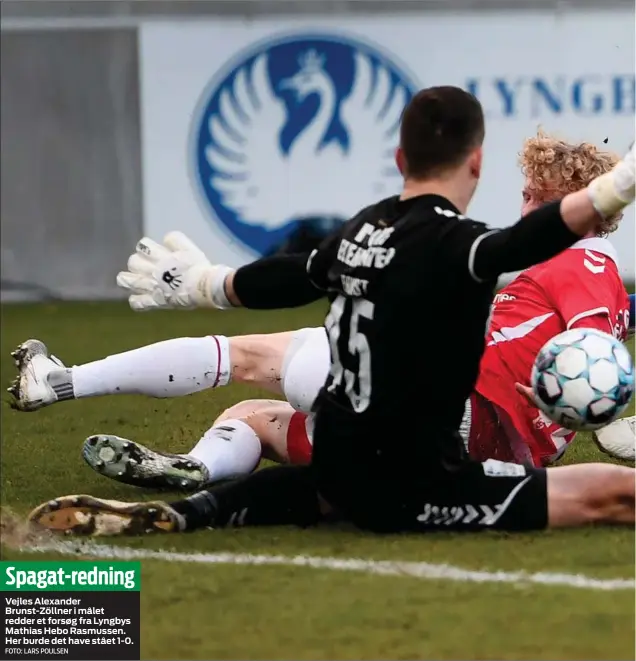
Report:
1,301,634,660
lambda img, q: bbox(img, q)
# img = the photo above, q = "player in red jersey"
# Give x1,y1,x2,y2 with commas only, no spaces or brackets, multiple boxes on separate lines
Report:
470,234,628,467
9,133,632,491
470,133,629,467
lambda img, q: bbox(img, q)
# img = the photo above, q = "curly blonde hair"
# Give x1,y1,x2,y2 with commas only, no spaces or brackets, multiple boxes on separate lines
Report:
519,130,621,235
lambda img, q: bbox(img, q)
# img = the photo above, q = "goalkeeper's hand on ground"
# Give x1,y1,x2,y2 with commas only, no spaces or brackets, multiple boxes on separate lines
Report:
116,232,235,311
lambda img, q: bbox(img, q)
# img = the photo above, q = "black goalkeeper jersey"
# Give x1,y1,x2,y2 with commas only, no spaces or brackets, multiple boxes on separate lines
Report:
305,194,580,483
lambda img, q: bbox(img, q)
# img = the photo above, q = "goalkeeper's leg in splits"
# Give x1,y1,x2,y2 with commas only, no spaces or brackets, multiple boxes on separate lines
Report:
8,326,329,489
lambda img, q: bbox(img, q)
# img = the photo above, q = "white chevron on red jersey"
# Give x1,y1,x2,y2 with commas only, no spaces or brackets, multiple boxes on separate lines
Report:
475,237,629,465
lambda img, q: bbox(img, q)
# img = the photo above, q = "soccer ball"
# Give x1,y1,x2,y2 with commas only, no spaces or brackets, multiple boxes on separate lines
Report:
531,328,634,431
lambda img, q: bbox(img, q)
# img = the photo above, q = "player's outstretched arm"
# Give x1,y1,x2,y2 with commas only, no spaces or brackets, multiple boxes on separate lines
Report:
117,231,325,311
224,253,325,309
470,142,635,281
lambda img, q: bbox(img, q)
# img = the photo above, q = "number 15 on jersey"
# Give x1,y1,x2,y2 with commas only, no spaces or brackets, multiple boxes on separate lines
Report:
325,295,375,413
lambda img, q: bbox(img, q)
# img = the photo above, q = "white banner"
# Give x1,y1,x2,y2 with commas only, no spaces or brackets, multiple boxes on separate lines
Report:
140,10,635,277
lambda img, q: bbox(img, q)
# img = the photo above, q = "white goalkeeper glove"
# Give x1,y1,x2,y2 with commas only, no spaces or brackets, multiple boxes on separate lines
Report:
116,232,235,311
588,141,635,218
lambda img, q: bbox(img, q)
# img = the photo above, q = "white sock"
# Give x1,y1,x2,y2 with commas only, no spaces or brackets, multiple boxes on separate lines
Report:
69,336,231,398
187,419,262,482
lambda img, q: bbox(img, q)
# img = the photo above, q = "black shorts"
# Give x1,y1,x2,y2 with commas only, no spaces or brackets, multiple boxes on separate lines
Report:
318,458,548,534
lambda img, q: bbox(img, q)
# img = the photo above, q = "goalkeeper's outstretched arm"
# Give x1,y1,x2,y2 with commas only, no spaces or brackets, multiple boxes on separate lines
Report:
119,143,633,312
224,228,342,309
221,252,324,309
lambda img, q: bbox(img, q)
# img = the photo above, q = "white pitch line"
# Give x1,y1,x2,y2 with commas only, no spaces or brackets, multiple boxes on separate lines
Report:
22,539,635,591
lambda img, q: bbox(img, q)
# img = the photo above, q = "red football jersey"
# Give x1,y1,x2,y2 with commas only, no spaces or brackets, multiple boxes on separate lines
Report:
475,237,630,466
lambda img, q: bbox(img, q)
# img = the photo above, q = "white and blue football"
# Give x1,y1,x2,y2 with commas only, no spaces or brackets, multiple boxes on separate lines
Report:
531,328,634,431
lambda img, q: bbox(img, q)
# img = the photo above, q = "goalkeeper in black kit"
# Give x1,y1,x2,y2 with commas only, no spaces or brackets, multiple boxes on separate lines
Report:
29,86,636,537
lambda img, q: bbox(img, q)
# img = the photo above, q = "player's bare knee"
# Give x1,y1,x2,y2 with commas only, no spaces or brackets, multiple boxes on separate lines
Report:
227,338,258,383
213,399,273,426
228,333,292,386
213,399,291,461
